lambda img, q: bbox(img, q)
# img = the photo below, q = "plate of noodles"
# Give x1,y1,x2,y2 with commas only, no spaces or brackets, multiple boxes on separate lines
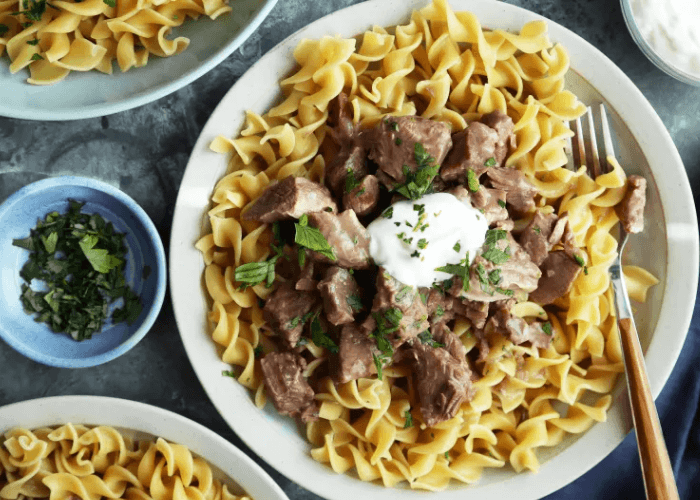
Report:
169,0,699,498
0,396,289,500
0,0,277,120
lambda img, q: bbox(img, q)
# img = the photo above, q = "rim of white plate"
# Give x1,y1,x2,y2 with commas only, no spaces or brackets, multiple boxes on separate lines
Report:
0,396,289,500
169,1,699,499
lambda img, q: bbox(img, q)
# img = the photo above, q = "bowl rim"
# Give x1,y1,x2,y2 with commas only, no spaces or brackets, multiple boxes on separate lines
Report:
0,395,289,500
619,0,700,87
169,0,700,498
0,0,279,121
0,176,167,368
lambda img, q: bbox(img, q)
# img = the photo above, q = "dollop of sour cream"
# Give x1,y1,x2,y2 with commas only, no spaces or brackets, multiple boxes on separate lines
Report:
368,193,488,288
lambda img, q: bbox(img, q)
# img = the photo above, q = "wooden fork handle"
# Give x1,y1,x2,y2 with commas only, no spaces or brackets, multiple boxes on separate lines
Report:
618,317,679,500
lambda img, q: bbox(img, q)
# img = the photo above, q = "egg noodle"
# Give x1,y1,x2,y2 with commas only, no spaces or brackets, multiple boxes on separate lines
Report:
196,0,659,490
0,0,230,85
0,424,251,500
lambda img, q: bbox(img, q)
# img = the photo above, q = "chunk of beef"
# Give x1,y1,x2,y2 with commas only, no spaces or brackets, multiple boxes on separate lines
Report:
368,116,452,189
451,185,508,225
244,176,337,223
617,175,646,234
307,210,371,269
318,267,362,326
260,352,318,422
263,282,317,348
484,167,538,216
372,269,429,346
333,322,376,383
519,212,570,266
528,250,582,305
453,298,489,329
423,287,456,323
325,144,369,196
407,330,473,426
487,302,552,349
480,109,516,164
343,174,380,217
327,92,355,145
295,259,317,292
431,322,467,361
440,123,497,182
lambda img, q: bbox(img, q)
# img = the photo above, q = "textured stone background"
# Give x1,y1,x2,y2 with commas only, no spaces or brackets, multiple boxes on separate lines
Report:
0,0,698,499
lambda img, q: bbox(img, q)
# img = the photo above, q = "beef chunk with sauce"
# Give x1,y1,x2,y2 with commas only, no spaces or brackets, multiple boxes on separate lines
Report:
244,176,337,223
440,110,515,183
617,175,646,234
368,116,452,189
325,144,369,197
333,322,377,383
528,250,583,305
261,352,318,422
328,92,356,145
453,298,489,329
484,167,538,216
450,185,508,226
372,269,429,346
343,174,380,217
307,210,371,269
263,282,317,348
318,267,362,326
488,301,552,349
407,325,473,426
519,212,569,266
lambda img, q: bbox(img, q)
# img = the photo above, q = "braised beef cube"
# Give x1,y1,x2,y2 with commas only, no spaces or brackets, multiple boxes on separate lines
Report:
408,338,472,427
431,323,467,362
488,303,553,348
449,185,507,225
368,116,452,188
528,250,582,305
453,298,489,329
480,109,515,165
295,259,317,292
263,282,317,348
423,287,455,323
244,176,337,223
519,212,559,266
372,269,429,346
484,167,538,216
260,352,318,422
617,175,646,234
333,322,377,383
318,266,362,326
307,210,371,269
440,122,497,182
325,144,368,196
328,93,356,145
343,174,380,217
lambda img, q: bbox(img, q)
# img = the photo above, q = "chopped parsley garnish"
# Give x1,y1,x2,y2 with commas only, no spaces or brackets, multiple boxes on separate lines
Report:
417,238,428,249
295,214,336,261
574,254,585,268
542,321,553,336
395,285,413,302
395,138,403,146
484,157,497,167
347,294,363,312
495,287,514,296
413,203,425,215
488,269,502,285
419,292,427,304
345,168,360,193
390,121,399,131
373,353,385,380
311,314,338,353
533,225,541,234
103,0,115,6
453,241,461,253
481,229,510,265
26,39,39,45
435,305,444,317
355,187,366,197
467,169,479,192
410,250,420,258
383,207,393,219
497,199,506,208
370,309,400,380
393,143,439,200
222,370,236,378
253,344,264,357
418,330,444,348
403,410,413,428
12,200,143,341
435,251,471,292
15,0,47,21
30,53,43,61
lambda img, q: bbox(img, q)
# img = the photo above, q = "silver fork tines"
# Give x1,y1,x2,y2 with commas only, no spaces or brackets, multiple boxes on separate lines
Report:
570,104,615,177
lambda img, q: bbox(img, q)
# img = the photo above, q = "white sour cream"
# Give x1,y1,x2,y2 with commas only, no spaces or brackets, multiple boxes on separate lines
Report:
367,193,488,288
630,0,700,79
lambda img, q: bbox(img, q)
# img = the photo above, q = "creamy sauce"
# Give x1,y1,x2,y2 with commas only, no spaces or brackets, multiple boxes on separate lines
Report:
367,193,488,288
630,0,700,78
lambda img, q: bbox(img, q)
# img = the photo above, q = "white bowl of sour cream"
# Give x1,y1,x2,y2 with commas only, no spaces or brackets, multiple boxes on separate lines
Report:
621,0,700,86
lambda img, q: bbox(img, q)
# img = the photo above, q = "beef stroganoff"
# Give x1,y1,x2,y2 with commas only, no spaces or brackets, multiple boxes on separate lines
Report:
0,424,251,500
0,0,231,85
196,0,659,490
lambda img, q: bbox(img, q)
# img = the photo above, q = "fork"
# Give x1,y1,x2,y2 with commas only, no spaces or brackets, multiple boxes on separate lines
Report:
571,105,679,500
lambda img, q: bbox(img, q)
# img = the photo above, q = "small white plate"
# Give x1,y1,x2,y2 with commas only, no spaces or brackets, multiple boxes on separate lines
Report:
0,396,289,500
169,0,699,498
0,0,277,121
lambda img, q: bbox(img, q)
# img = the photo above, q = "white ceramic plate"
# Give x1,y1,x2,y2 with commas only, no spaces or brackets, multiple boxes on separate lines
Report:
0,0,277,121
0,396,289,500
169,0,700,498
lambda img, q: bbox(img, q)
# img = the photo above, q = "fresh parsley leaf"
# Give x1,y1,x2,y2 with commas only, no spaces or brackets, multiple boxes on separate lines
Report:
311,315,338,353
393,142,439,200
485,229,507,246
475,263,489,286
435,252,471,292
494,287,514,296
453,241,461,253
484,157,497,167
417,238,428,249
41,232,57,253
30,53,43,61
542,321,553,335
497,199,506,208
435,305,444,317
403,410,413,428
222,370,236,378
488,269,502,285
533,225,541,234
395,138,402,145
21,0,47,22
26,39,39,45
253,344,264,357
102,0,115,6
418,330,444,348
345,168,360,193
234,258,278,289
395,285,412,302
79,234,122,273
574,254,585,268
295,215,336,261
467,169,479,192
383,207,393,219
373,352,385,380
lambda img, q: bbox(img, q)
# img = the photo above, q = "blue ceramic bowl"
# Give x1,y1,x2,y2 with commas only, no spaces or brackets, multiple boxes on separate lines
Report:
0,176,166,368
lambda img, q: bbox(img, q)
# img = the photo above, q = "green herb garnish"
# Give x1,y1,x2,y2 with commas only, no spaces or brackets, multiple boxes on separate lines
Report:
234,258,279,289
311,314,338,353
102,0,115,6
435,251,471,292
542,321,553,336
467,169,479,192
222,370,237,378
418,330,444,348
345,168,360,193
26,39,39,45
395,138,403,146
498,199,506,208
574,254,585,268
393,143,439,200
253,344,264,357
403,410,413,428
383,207,393,219
295,214,336,261
453,241,461,253
417,238,428,249
12,200,143,341
484,157,497,167
30,53,43,61
488,269,502,285
435,305,444,317
533,225,541,234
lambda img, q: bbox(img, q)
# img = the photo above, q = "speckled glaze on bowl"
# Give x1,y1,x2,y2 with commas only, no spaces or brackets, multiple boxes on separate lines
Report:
0,176,166,368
